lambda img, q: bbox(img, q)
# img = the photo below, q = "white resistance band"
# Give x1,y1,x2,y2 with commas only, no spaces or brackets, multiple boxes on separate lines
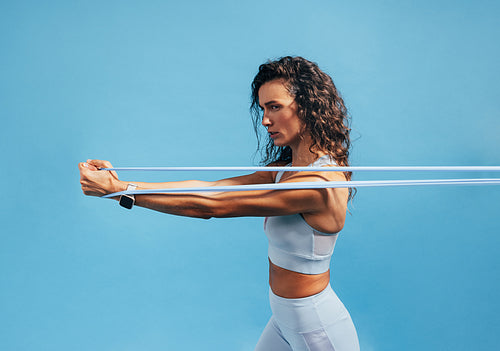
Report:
103,178,500,198
98,165,500,198
101,166,500,172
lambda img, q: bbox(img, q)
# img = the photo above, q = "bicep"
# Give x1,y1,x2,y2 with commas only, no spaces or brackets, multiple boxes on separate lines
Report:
212,170,275,186
209,187,329,218
212,161,287,187
209,172,344,218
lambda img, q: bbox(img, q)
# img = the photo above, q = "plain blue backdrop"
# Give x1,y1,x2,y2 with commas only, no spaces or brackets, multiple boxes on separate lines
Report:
1,1,499,350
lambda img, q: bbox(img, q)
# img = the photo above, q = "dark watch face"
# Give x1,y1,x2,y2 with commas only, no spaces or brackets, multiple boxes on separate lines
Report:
120,195,134,209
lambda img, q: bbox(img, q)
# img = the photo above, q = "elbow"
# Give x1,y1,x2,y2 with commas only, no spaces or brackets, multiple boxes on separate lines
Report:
184,211,212,220
190,200,224,219
187,207,214,220
188,196,235,219
199,201,232,219
200,208,228,219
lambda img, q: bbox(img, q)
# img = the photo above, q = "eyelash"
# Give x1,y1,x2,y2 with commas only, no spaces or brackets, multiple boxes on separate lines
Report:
259,105,281,112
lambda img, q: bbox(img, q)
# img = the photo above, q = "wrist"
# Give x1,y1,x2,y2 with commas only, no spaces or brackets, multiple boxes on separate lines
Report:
110,180,128,201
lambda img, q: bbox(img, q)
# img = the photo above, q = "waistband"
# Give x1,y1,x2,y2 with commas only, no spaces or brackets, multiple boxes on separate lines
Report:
270,284,334,306
269,284,347,332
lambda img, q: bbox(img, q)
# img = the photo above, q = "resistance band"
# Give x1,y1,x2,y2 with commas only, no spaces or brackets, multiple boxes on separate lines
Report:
103,178,500,198
98,165,500,198
101,166,500,172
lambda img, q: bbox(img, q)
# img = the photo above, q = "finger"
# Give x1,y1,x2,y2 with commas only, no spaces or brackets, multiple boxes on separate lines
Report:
78,162,89,171
87,159,113,169
87,163,98,171
79,163,90,181
89,159,119,179
79,162,98,171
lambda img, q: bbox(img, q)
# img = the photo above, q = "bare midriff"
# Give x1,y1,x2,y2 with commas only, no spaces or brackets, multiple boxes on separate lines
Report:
269,259,330,298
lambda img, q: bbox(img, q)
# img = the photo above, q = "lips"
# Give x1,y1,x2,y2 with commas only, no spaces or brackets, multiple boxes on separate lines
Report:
269,131,279,138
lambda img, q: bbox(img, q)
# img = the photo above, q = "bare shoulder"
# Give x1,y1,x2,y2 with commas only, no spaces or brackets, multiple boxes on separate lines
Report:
280,165,349,209
265,160,290,183
279,164,347,183
319,165,348,182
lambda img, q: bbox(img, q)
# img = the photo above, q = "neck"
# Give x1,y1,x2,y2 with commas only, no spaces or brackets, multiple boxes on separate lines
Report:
290,137,325,166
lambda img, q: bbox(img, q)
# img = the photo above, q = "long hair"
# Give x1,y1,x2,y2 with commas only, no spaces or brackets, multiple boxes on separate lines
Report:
250,56,354,199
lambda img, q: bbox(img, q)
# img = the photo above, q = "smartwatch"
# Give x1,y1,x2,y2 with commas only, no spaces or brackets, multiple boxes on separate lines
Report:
119,183,138,209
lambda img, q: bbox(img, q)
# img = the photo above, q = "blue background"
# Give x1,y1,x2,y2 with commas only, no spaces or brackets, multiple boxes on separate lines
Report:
1,1,499,350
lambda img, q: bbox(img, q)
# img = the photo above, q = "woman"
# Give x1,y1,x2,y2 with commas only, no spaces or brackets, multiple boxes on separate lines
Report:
79,56,360,351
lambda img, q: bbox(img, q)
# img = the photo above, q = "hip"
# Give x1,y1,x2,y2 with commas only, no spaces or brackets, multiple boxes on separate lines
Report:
269,284,351,333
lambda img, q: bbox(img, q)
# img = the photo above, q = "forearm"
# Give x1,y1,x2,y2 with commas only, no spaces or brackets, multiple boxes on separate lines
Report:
114,175,258,191
132,193,217,219
116,179,216,191
128,186,327,220
109,179,218,218
110,177,263,218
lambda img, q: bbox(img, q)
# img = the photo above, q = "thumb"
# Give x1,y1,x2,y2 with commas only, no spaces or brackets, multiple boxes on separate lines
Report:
84,162,98,171
79,162,98,172
87,159,112,169
87,159,119,180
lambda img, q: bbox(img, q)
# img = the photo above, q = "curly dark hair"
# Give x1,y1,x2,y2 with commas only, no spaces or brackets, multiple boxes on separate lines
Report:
250,56,353,198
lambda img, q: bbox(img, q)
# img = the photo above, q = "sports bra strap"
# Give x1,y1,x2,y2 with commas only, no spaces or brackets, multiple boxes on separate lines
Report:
274,155,335,183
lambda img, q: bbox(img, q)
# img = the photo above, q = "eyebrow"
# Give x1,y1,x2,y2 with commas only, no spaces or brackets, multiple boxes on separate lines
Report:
259,100,279,109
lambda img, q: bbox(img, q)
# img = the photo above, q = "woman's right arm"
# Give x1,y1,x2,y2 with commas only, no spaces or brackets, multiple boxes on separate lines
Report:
80,159,275,197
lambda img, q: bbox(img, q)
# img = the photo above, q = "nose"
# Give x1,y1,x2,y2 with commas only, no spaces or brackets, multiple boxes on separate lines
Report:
261,111,271,128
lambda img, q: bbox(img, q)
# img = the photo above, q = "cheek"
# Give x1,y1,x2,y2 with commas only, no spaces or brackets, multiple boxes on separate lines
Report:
285,114,303,131
282,109,299,122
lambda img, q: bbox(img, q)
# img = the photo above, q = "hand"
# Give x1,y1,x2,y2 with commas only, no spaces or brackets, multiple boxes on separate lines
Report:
79,159,124,197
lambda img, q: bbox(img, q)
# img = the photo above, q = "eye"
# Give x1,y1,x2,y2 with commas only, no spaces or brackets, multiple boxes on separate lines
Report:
270,105,280,111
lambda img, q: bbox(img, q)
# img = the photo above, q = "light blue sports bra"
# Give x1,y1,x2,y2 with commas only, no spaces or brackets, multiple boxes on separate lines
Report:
264,155,339,275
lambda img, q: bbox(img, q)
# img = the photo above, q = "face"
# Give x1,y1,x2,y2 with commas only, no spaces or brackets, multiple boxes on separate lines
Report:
258,79,304,148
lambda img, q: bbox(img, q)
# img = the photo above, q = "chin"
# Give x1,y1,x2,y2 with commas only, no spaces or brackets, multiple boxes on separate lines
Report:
272,137,294,148
273,140,286,147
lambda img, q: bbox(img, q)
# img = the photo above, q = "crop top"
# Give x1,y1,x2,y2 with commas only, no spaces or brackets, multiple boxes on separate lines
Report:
264,155,339,275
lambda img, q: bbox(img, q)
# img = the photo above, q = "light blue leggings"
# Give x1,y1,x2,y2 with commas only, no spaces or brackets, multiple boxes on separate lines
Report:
255,285,359,351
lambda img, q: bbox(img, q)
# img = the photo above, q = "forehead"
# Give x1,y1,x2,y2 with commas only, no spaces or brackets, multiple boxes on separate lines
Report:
258,79,293,101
